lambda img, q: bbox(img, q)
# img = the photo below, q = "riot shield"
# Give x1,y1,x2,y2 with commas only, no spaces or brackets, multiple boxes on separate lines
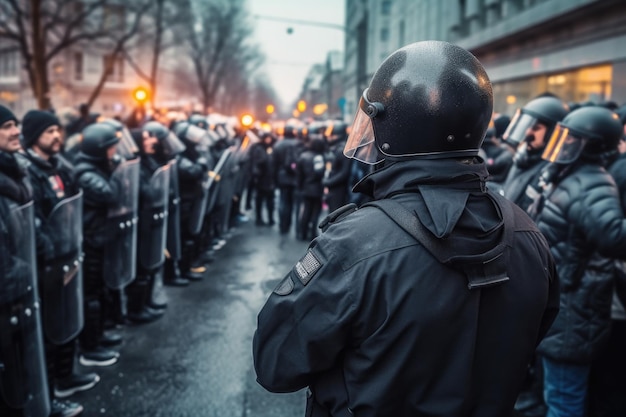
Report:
42,191,84,345
0,201,50,417
103,159,140,289
166,159,182,261
189,148,232,235
138,164,170,271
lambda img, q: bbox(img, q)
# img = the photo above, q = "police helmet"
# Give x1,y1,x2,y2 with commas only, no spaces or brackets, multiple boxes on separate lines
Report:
344,40,493,164
543,106,623,164
503,97,570,147
143,121,186,157
189,114,208,130
80,123,119,160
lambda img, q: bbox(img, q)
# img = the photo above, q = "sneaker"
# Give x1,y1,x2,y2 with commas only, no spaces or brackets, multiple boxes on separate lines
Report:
50,399,84,417
55,372,100,398
79,347,119,367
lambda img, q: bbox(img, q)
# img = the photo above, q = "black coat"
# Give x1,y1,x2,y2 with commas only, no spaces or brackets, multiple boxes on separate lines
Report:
536,162,626,363
254,159,558,417
73,155,120,248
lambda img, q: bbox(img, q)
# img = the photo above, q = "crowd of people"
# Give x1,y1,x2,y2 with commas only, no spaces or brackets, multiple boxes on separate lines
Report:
252,41,626,417
0,104,269,417
3,44,626,416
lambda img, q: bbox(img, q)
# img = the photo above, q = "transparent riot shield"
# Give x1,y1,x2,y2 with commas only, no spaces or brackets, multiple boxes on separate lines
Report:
189,148,232,234
103,159,140,289
0,201,50,417
138,164,170,271
166,159,182,261
42,191,84,345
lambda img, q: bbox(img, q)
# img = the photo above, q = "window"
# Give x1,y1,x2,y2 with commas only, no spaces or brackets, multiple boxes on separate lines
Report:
74,52,83,81
103,54,124,82
0,50,18,78
380,28,389,42
381,0,391,15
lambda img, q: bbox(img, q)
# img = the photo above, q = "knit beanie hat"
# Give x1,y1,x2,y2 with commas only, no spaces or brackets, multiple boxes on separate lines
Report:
21,110,60,148
0,105,18,126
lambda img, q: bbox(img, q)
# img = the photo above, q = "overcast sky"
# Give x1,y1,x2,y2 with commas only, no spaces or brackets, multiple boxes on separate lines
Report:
247,0,345,111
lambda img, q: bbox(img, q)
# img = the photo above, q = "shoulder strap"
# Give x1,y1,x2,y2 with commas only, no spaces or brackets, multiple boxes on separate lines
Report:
363,195,516,289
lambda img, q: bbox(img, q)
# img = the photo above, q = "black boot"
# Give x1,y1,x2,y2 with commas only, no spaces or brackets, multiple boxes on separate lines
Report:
126,277,163,324
164,258,189,287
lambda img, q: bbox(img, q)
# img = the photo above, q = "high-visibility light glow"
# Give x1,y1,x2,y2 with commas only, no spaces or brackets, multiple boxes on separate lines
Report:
266,104,275,114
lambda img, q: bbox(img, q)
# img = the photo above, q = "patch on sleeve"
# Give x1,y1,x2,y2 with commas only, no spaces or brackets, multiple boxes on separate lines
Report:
294,250,322,286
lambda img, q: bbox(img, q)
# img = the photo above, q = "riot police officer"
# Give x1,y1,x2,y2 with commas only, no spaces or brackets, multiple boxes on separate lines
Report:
0,105,51,417
172,121,216,283
322,120,351,213
73,123,123,367
272,123,301,235
20,110,99,415
125,121,181,323
502,96,570,211
254,41,559,417
531,106,626,417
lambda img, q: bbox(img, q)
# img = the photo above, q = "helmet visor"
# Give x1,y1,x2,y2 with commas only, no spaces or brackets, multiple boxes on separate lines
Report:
344,107,382,165
542,124,587,164
161,131,187,157
502,110,541,147
115,127,139,159
184,124,209,145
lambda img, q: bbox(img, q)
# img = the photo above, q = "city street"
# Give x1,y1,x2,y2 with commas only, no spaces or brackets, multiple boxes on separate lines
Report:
74,215,310,417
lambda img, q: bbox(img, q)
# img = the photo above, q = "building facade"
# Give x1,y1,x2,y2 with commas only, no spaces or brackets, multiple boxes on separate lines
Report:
341,0,626,118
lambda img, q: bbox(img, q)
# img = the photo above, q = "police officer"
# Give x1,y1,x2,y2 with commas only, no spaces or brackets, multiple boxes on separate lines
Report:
73,123,122,367
502,96,569,211
253,41,559,417
272,124,300,234
20,110,99,416
0,105,51,417
295,136,326,241
322,120,351,213
530,106,626,417
125,121,178,323
250,132,276,226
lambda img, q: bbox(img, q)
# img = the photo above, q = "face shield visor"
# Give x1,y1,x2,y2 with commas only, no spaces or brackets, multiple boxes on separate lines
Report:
184,124,210,145
115,127,139,159
542,124,587,164
343,89,384,165
159,131,187,157
502,109,542,147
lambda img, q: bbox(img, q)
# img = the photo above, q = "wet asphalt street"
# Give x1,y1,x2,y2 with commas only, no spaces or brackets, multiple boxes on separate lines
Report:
75,216,311,417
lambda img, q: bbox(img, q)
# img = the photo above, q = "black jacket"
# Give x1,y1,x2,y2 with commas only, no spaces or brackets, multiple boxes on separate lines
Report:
251,142,276,192
273,138,300,188
254,159,559,417
503,153,549,211
73,155,120,248
536,161,626,363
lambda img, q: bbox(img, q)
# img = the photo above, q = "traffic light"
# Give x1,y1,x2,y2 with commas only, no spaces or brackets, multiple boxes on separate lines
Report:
266,104,275,115
297,100,307,113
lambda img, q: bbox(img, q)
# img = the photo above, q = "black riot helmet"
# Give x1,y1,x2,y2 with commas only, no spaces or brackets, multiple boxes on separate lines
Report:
324,120,348,144
345,40,493,164
543,106,623,164
143,120,186,157
80,122,120,161
503,97,570,147
189,114,208,130
100,118,139,159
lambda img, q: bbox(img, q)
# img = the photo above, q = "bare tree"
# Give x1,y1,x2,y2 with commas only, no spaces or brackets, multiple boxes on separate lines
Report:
0,0,121,109
181,0,259,113
122,0,190,107
84,1,151,108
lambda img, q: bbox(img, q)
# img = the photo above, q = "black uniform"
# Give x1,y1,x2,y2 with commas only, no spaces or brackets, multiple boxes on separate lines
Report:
254,160,559,416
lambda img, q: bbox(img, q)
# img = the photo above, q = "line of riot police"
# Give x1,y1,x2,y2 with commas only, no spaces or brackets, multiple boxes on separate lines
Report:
0,105,257,417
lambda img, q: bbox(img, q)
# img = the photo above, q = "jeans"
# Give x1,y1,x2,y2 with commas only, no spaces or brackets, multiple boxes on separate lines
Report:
542,357,590,417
